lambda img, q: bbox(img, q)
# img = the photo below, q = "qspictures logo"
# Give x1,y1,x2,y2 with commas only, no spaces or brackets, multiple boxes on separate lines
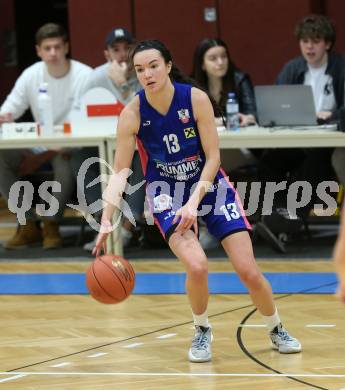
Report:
6,156,340,232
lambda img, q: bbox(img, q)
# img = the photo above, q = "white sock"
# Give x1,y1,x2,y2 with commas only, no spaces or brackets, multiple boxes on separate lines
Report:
261,307,280,331
192,309,209,328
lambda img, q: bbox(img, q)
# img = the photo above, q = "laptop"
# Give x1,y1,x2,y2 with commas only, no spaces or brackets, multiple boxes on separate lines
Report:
255,85,318,127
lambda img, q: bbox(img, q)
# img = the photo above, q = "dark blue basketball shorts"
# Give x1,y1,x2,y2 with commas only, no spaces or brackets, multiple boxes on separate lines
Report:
147,169,251,242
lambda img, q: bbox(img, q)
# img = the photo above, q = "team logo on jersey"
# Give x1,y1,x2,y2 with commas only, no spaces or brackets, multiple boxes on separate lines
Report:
153,194,173,212
143,120,151,126
184,127,196,138
177,109,190,123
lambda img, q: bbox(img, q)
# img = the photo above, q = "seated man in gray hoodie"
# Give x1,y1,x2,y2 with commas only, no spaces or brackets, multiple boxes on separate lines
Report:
70,27,144,251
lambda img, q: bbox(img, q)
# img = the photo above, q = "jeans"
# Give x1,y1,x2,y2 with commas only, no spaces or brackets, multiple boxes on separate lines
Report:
0,149,75,222
69,147,145,222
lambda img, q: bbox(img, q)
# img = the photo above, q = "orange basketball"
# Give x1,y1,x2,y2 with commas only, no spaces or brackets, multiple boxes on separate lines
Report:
86,254,135,304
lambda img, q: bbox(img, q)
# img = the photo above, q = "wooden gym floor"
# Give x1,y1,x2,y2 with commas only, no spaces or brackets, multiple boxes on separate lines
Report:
0,197,343,389
0,260,344,390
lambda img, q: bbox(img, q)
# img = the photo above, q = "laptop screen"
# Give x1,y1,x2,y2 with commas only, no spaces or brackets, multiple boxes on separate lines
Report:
255,85,318,127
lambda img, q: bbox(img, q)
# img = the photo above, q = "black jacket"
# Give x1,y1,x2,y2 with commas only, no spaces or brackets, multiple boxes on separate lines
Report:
276,52,345,118
234,70,257,117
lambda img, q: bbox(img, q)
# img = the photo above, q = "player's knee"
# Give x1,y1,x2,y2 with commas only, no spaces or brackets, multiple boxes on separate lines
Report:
238,268,263,290
187,258,208,282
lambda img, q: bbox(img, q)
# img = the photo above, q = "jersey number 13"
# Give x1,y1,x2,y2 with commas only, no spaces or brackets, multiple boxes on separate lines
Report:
163,134,180,154
220,203,240,221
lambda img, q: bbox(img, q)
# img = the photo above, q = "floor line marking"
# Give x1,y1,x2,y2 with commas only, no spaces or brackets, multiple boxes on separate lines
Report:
305,324,336,328
1,372,345,378
1,290,334,375
49,362,71,368
122,343,143,349
0,374,27,383
87,352,108,358
239,324,266,328
156,333,177,339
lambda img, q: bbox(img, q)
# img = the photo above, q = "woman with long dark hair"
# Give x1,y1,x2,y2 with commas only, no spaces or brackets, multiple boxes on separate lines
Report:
94,39,301,362
192,38,256,126
192,38,257,249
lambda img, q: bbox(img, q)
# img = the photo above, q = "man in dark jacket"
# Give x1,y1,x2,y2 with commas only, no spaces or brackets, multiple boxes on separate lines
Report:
257,14,345,250
277,14,344,121
278,14,345,192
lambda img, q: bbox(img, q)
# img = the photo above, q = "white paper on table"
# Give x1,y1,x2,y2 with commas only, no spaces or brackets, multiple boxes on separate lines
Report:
69,87,119,136
1,122,38,138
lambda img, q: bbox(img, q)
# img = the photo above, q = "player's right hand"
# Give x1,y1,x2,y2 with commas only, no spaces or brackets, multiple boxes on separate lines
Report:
92,219,113,257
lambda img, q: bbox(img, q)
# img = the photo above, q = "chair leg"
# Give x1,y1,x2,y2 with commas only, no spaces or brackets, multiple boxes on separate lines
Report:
255,221,287,254
75,218,87,247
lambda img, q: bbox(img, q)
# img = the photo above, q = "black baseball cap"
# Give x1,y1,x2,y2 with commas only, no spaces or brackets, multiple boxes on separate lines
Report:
105,28,133,47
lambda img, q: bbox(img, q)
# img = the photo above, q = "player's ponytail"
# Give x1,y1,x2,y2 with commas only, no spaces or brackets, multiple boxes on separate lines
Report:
131,39,224,121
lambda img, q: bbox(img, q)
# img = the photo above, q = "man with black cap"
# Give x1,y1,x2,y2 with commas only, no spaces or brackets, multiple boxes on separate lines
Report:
85,27,140,104
70,27,144,251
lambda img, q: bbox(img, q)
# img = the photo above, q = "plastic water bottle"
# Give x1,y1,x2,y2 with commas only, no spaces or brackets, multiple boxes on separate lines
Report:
37,82,54,136
226,92,240,131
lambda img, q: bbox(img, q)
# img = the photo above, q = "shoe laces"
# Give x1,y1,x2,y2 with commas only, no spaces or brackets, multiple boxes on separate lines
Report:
272,325,294,341
192,326,210,350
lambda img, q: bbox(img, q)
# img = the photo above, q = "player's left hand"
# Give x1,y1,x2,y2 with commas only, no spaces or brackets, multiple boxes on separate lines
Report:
173,202,198,236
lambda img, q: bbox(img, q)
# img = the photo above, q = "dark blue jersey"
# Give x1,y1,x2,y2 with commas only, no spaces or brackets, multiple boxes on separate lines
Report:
136,82,205,184
135,82,251,240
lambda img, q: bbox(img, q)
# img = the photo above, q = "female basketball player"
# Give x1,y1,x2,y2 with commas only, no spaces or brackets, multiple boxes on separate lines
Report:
93,40,301,362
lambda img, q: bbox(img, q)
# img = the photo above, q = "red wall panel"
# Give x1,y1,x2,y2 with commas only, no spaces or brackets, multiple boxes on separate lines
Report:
134,0,218,75
68,0,132,67
218,0,312,85
0,0,18,103
67,1,344,83
326,0,345,54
